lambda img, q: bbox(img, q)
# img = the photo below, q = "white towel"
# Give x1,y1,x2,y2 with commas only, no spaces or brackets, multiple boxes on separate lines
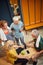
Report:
36,35,41,48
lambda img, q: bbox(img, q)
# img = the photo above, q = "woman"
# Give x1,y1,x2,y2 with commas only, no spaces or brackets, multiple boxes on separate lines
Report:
0,21,7,56
0,20,15,41
5,40,28,65
0,21,7,41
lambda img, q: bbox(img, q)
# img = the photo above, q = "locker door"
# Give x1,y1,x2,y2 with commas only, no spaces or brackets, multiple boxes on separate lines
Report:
36,0,41,23
21,0,30,26
41,0,43,22
29,0,35,24
21,0,43,30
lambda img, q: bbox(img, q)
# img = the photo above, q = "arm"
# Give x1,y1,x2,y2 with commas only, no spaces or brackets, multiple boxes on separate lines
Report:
10,23,14,30
19,26,24,32
37,50,43,57
0,29,7,41
19,22,24,32
32,50,43,61
29,40,34,43
13,45,24,49
26,40,34,48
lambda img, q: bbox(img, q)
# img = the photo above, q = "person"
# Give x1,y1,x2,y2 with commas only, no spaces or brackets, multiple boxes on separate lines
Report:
14,4,20,16
10,17,26,48
0,28,7,48
5,40,28,65
26,29,43,65
0,20,15,41
0,21,7,56
0,21,7,41
0,28,7,42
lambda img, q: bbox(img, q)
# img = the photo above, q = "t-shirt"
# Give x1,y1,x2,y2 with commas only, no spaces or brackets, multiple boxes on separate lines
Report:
4,26,11,35
10,21,23,38
0,28,7,41
34,36,43,51
7,48,18,64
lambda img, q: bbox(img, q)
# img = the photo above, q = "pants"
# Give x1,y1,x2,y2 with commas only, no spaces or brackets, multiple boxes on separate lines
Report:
15,37,26,48
6,34,15,41
14,58,28,65
33,61,37,65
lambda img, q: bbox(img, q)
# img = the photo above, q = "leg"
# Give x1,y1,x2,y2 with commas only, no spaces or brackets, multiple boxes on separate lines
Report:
20,37,26,49
6,34,15,41
14,58,28,65
15,38,19,45
33,61,37,65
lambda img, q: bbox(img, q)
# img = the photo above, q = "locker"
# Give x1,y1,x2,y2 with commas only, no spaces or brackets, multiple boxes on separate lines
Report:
21,0,43,30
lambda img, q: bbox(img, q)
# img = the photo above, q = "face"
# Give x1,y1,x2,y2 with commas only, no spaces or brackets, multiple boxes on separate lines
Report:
3,22,8,29
13,20,19,25
31,34,37,39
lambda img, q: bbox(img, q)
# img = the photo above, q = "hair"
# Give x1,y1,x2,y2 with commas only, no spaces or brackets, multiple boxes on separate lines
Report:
31,29,39,37
13,16,19,21
0,20,8,28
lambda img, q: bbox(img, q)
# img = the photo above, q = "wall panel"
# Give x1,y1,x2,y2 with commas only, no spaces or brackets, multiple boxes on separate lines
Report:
36,0,40,23
29,0,35,24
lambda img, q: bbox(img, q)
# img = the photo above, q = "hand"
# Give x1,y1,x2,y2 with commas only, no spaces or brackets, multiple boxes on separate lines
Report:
19,29,23,32
32,52,39,61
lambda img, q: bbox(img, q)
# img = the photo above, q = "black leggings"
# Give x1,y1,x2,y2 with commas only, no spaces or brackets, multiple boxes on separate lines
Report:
14,59,37,65
33,61,37,65
14,47,28,65
14,58,28,65
15,37,26,49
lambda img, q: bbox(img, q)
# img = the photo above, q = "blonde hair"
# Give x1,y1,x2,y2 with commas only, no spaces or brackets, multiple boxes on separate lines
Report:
4,40,15,51
13,16,18,21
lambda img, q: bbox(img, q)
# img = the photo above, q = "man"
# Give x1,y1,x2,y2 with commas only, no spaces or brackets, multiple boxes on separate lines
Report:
26,29,43,65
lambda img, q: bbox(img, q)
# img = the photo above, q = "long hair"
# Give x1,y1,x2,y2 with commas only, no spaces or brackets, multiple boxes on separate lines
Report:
0,20,8,28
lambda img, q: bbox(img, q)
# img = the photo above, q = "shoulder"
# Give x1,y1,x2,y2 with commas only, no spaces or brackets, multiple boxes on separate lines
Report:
10,23,14,25
10,23,14,27
0,28,4,33
0,28,2,30
40,36,43,42
19,21,23,25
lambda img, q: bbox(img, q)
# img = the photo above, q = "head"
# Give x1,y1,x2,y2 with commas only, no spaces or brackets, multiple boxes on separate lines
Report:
31,29,39,39
5,40,15,50
13,17,19,24
14,4,17,8
0,20,8,29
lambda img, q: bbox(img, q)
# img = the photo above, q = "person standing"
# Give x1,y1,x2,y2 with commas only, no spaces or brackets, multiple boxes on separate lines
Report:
10,17,26,48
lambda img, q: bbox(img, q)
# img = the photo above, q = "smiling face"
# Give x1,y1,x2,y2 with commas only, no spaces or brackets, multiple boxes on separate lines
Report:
3,22,8,29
